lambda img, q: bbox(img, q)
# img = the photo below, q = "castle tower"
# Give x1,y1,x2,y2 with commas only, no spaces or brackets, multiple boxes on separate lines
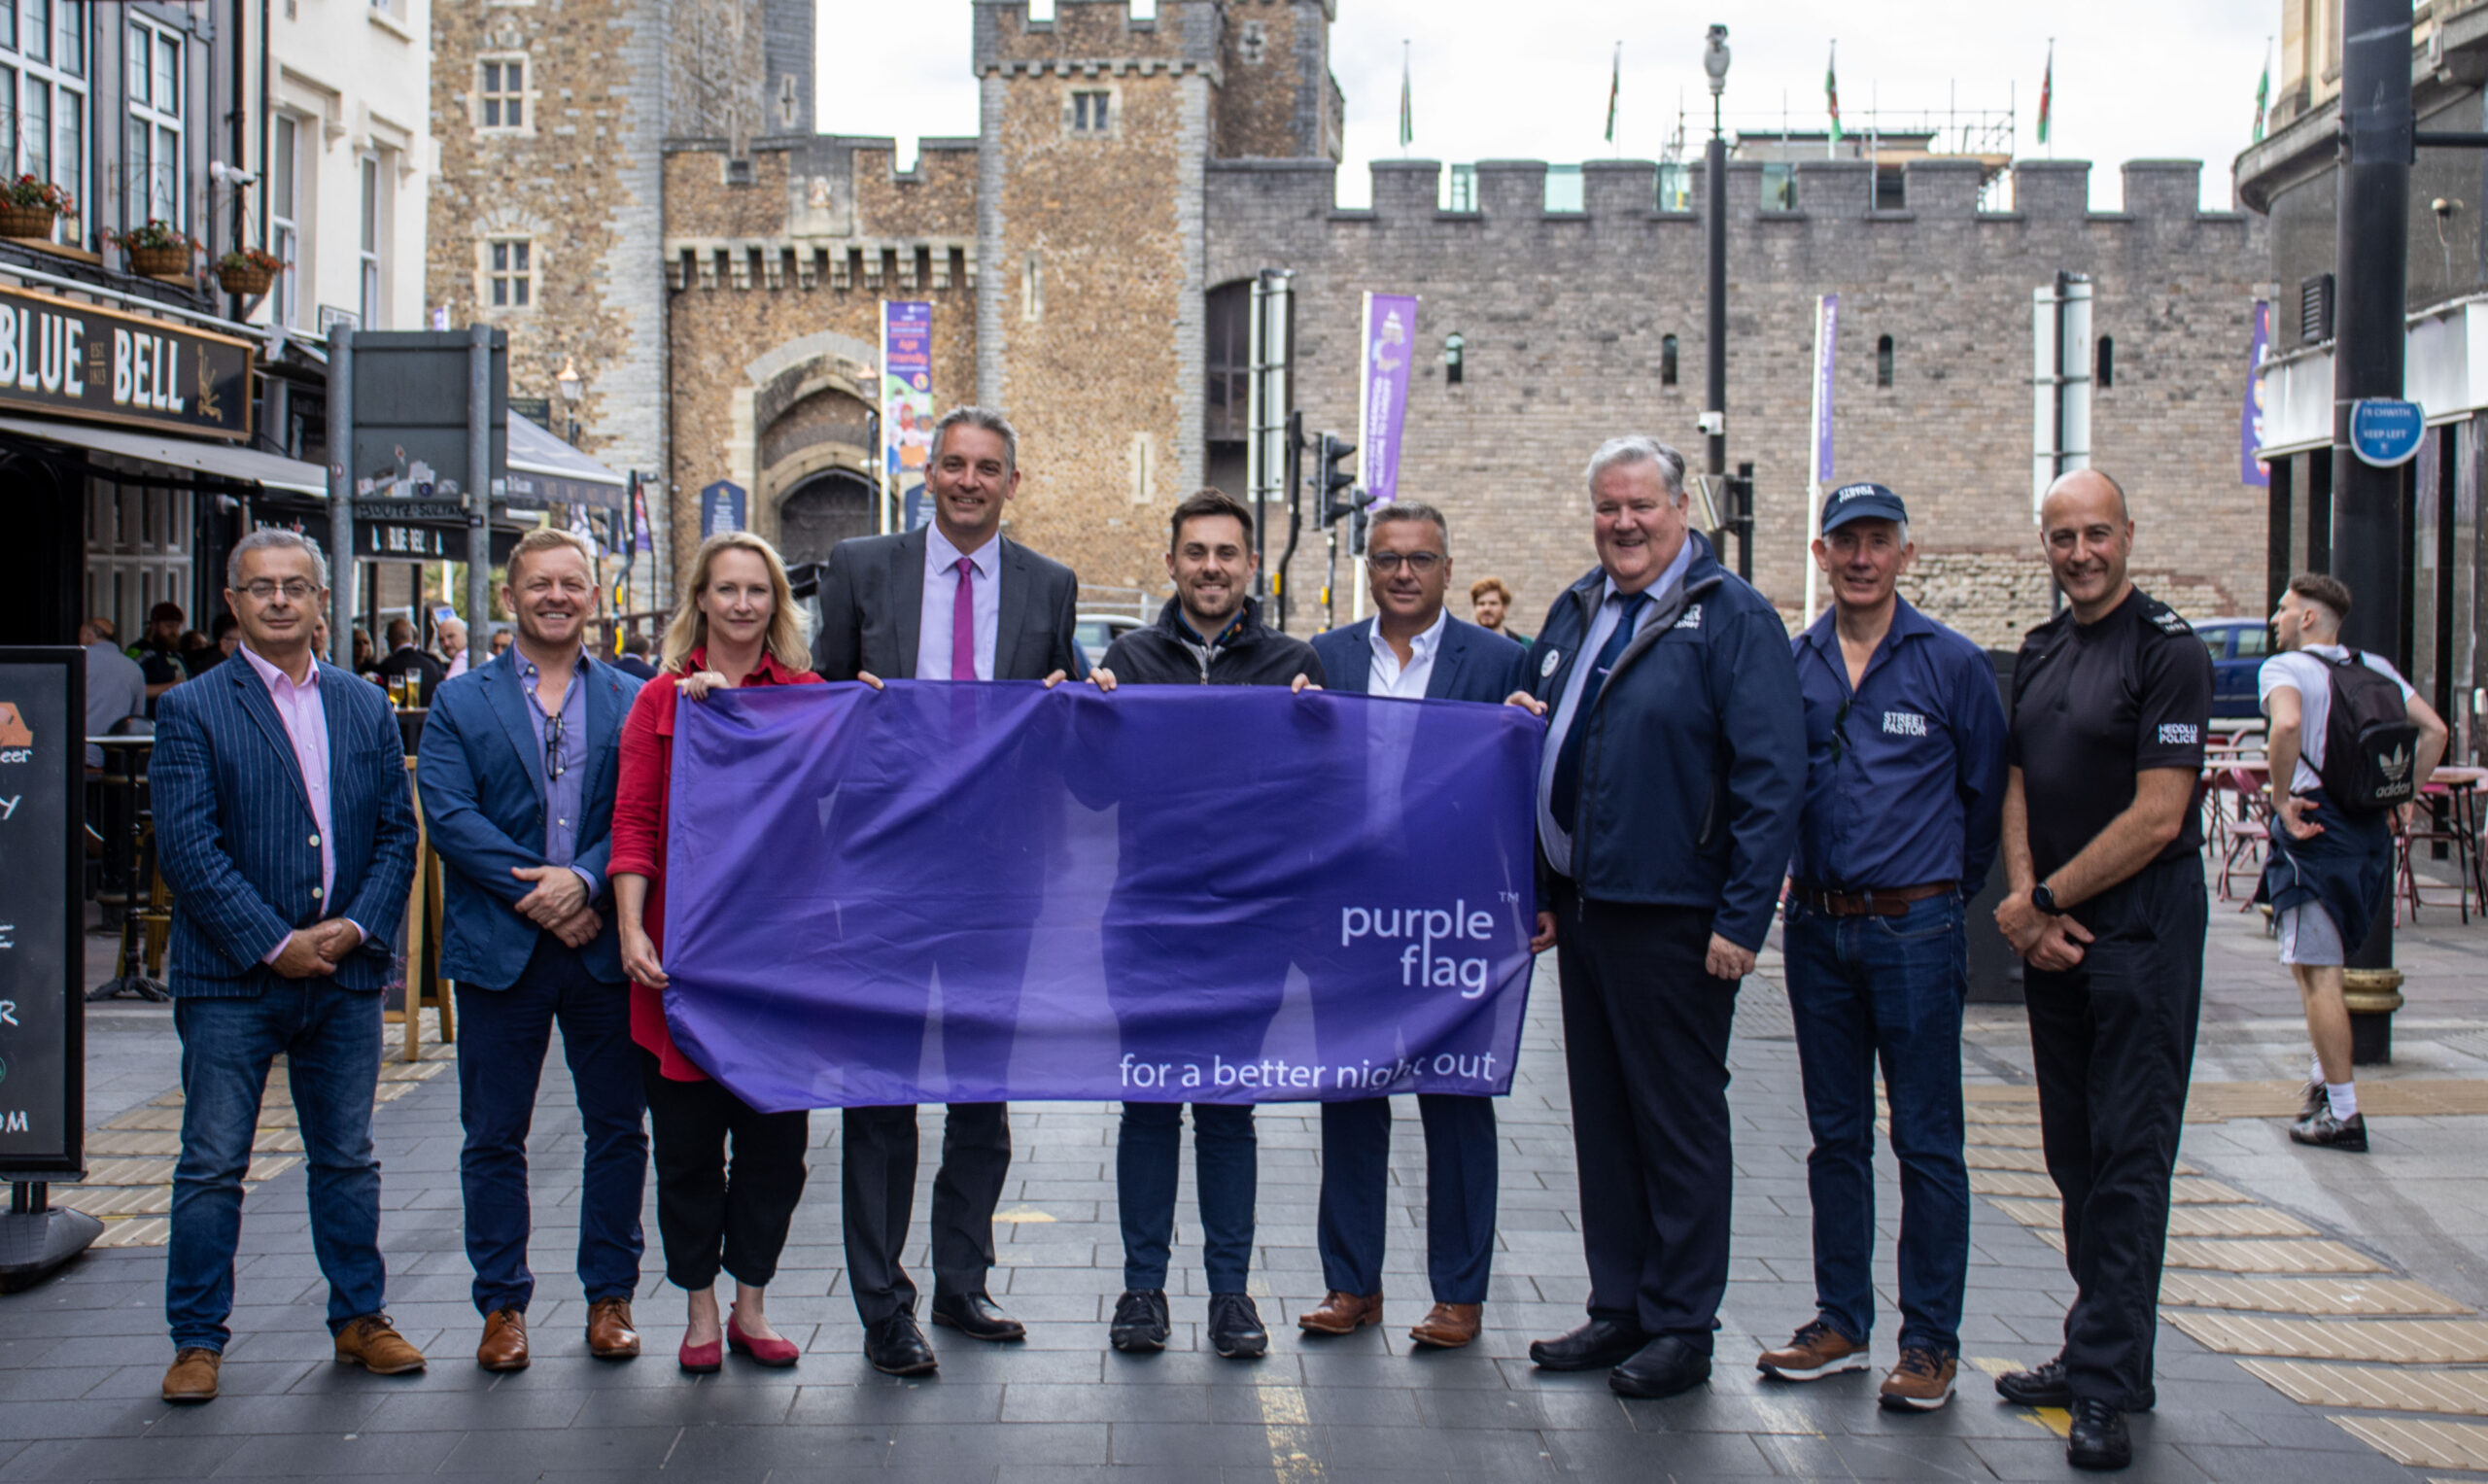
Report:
968,0,1337,595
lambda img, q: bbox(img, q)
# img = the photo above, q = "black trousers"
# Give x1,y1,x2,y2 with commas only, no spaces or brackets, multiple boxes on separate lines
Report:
1552,883,1740,1351
842,1102,1011,1323
2023,854,2206,1410
639,1050,810,1293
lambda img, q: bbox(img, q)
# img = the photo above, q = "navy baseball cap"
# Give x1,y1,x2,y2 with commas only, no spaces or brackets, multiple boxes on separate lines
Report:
1820,481,1909,535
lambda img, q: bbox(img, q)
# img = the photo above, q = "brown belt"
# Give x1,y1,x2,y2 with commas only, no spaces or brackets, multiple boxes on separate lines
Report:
1791,880,1958,917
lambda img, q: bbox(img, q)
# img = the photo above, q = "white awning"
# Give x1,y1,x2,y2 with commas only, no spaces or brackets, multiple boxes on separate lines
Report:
506,412,627,510
0,414,327,495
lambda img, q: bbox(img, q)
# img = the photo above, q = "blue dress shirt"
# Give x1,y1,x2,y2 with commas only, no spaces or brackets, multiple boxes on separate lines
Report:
1789,597,2007,894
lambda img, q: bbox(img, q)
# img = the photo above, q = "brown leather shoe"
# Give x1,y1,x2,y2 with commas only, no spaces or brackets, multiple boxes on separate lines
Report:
1409,1302,1484,1349
586,1296,640,1360
334,1314,428,1375
1296,1291,1384,1335
161,1347,221,1403
476,1307,529,1371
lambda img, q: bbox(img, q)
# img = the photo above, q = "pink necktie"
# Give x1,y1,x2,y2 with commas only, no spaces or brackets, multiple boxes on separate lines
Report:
951,556,978,680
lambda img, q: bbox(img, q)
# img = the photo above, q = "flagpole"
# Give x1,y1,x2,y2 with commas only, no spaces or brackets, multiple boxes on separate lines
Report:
1400,39,1411,159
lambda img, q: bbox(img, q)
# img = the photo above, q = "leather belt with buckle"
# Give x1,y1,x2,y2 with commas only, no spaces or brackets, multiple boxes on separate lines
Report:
1792,880,1958,917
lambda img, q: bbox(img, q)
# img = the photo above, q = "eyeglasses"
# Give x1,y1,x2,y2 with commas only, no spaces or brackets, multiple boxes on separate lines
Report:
1828,695,1855,766
238,580,319,602
1366,551,1444,574
543,709,567,780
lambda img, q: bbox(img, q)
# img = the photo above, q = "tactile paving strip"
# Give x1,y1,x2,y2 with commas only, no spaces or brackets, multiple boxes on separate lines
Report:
2242,1360,2488,1414
2028,1229,2388,1273
1962,1146,2202,1177
1964,1104,2046,1125
2165,1313,2488,1363
2161,1273,2474,1316
1989,1197,2317,1238
1963,1124,2047,1149
2333,1416,2488,1471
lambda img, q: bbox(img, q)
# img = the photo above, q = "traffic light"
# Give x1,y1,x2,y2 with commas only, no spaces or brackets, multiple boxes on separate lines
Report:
1315,431,1358,528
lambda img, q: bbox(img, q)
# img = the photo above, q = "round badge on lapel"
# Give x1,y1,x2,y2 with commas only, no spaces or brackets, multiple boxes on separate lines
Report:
1540,649,1561,678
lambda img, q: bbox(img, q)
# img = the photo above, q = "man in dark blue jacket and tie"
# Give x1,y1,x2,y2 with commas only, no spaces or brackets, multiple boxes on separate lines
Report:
1301,502,1529,1351
151,530,425,1403
1509,435,1805,1399
419,529,648,1373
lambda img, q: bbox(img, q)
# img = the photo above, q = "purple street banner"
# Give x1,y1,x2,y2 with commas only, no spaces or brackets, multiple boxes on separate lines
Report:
1358,292,1418,504
2241,298,2271,488
881,300,934,530
660,682,1542,1112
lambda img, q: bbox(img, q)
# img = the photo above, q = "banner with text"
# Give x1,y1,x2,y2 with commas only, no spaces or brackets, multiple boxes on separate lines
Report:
881,300,933,531
1357,292,1418,505
661,683,1541,1111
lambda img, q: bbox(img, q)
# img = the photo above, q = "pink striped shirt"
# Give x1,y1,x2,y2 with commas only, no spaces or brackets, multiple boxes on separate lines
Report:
236,643,361,959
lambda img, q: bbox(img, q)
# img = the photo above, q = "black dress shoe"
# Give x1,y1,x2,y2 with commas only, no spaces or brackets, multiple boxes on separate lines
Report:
1994,1354,2073,1407
1608,1334,1712,1399
1110,1289,1171,1354
863,1312,939,1376
931,1291,1026,1342
1528,1319,1648,1372
2067,1398,2132,1470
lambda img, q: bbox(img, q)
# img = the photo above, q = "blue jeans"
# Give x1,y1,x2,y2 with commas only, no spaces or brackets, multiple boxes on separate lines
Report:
1118,1103,1257,1294
168,983,386,1352
455,937,648,1316
1782,892,1971,1358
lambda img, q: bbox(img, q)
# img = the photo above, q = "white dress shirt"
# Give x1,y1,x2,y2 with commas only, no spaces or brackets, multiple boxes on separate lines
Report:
916,524,1002,681
1365,607,1448,700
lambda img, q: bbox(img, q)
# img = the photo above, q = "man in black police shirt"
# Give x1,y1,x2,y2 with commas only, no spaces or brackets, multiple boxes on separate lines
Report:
1990,468,2213,1472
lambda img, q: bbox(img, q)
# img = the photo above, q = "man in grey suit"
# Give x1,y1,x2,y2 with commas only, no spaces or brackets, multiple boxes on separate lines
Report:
812,405,1084,1374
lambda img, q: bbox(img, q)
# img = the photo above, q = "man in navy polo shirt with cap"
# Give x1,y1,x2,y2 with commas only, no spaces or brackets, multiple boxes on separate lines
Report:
1757,482,2005,1413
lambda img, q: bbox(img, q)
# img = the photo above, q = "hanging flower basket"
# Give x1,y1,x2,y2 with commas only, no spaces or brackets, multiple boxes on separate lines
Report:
216,250,279,296
0,175,72,238
0,203,58,239
128,244,191,278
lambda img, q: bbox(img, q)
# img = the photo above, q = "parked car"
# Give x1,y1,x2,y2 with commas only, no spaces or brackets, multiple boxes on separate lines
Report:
2194,616,2273,721
1075,611,1145,669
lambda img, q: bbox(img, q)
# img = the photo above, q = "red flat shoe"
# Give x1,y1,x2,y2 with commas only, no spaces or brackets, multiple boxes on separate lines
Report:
726,1312,800,1367
677,1336,722,1374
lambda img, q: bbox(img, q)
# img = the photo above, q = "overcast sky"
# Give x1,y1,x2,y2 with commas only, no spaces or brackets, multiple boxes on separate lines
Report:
817,0,2274,212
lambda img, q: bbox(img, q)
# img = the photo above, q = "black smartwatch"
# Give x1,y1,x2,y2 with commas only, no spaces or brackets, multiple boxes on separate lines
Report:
2030,882,2061,916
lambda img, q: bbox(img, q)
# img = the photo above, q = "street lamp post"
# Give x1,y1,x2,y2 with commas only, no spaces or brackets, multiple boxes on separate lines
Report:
1702,25,1732,538
557,355,585,446
2332,0,2415,1060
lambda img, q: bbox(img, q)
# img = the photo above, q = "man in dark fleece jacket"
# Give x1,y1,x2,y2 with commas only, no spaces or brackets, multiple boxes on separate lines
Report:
1508,435,1806,1400
1089,488,1323,1364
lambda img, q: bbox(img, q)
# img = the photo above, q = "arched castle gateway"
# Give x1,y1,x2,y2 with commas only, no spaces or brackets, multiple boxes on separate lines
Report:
431,0,2265,642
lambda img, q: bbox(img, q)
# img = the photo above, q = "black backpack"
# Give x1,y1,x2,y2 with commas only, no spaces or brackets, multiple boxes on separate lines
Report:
2317,652,2422,811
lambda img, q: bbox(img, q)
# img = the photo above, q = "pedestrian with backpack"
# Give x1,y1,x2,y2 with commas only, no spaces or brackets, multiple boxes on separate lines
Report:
2258,573,2448,1152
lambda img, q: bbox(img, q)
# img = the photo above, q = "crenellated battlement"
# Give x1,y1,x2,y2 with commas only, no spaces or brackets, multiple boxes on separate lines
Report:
1207,155,2235,230
971,0,1223,78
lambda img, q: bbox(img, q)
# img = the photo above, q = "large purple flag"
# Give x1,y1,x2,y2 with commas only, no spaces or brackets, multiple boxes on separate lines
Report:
661,682,1541,1112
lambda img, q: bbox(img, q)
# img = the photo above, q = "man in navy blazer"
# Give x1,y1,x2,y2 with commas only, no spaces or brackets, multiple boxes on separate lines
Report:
151,530,425,1404
418,529,648,1372
1302,502,1530,1352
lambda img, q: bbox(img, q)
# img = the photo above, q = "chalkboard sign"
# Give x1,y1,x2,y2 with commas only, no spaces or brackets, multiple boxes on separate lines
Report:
0,650,85,1179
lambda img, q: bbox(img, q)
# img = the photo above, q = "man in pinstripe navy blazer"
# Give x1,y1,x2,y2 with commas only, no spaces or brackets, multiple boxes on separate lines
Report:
150,530,425,1404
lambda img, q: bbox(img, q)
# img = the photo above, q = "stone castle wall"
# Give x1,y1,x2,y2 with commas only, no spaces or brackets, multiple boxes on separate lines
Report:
1205,154,2270,644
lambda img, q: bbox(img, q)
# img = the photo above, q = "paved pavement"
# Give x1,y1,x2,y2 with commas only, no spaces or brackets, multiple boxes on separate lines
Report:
7,869,2488,1481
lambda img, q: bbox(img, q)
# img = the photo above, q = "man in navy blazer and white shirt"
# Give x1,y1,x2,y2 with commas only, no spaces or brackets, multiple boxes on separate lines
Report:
418,528,648,1372
151,530,425,1404
810,405,1085,1375
1303,501,1530,1352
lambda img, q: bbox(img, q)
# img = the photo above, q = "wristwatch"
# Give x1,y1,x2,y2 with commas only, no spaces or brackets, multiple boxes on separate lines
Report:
2030,881,2061,916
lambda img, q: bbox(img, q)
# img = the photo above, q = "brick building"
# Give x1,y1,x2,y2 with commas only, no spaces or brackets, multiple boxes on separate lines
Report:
431,0,2267,645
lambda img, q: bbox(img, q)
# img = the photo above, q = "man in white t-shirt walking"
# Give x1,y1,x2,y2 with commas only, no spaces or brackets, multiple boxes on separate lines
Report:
2258,573,2447,1152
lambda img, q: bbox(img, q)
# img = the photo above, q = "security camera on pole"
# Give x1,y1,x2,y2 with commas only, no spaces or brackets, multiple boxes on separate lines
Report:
1701,25,1732,540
